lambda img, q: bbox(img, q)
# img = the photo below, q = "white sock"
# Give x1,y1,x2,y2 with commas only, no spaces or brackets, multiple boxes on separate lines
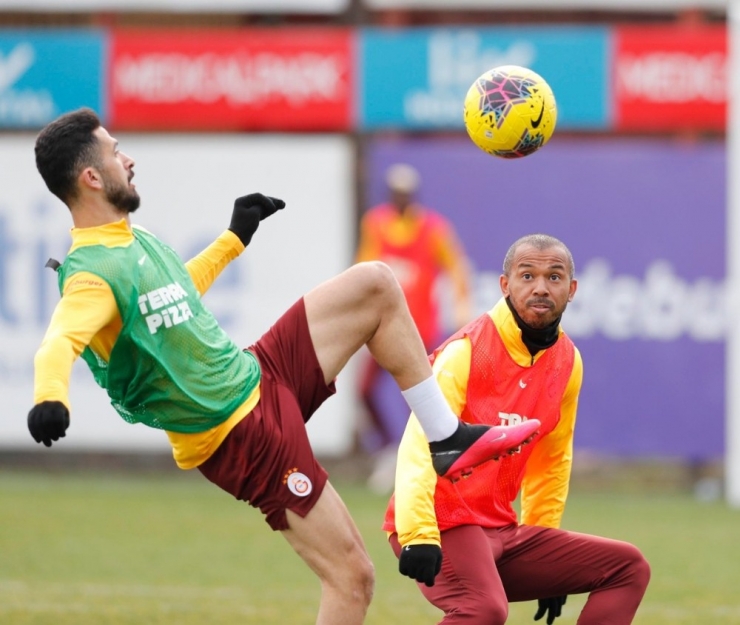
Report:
401,376,459,442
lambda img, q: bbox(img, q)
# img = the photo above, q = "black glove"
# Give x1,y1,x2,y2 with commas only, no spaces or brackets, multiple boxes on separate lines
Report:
534,596,567,624
27,401,70,447
228,193,286,247
398,543,442,587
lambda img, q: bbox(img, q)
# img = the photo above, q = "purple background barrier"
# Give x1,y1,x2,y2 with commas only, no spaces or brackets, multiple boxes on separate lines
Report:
363,136,726,459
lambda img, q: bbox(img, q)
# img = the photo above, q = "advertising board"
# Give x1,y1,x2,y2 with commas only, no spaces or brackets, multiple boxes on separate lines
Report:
0,134,356,456
110,29,354,131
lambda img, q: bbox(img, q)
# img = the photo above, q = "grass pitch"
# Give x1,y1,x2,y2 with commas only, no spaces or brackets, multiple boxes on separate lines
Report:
1,468,739,624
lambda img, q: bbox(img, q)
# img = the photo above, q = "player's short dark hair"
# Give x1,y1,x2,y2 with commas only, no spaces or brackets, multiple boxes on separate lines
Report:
503,234,575,279
35,107,103,206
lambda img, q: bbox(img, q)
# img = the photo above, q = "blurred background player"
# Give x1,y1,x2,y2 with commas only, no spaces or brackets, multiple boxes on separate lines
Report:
355,162,473,493
384,234,650,625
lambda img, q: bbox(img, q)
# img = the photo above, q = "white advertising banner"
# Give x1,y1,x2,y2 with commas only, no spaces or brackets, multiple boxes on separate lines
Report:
0,0,349,12
0,134,357,456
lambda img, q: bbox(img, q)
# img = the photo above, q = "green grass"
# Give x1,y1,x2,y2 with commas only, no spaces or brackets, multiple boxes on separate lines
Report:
1,469,739,624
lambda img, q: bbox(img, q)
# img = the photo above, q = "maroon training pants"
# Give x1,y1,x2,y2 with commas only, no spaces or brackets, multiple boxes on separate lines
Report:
390,523,650,624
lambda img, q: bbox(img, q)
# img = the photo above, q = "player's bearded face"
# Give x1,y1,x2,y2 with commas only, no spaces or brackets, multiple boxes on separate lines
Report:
501,245,577,329
92,127,140,214
103,168,140,213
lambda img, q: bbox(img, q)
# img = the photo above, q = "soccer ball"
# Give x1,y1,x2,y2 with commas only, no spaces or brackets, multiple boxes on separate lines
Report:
463,65,557,159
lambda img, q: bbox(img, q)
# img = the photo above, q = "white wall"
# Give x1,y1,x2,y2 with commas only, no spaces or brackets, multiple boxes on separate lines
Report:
0,133,358,457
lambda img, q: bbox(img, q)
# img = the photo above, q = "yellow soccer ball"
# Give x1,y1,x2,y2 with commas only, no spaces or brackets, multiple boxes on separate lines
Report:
463,65,557,159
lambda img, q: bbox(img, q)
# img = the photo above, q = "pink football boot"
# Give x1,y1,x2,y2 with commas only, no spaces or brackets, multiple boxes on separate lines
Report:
430,419,541,481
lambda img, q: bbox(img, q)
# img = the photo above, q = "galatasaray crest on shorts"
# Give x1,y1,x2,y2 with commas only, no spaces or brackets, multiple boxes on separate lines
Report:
284,468,312,497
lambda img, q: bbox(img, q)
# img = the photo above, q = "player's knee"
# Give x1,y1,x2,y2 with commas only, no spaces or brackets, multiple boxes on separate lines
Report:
463,594,508,625
615,542,651,592
327,546,375,608
628,546,651,591
492,605,509,625
355,556,376,606
483,601,508,625
355,261,402,305
347,557,375,608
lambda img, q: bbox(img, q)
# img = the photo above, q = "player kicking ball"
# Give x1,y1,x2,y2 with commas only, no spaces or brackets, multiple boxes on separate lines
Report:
26,107,539,625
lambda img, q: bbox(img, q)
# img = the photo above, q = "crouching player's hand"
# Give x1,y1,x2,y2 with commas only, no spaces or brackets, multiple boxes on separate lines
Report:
534,595,567,624
399,543,442,587
229,193,286,247
27,401,70,447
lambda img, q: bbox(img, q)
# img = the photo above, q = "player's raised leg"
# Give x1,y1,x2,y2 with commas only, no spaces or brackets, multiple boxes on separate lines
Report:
282,482,375,625
303,261,540,478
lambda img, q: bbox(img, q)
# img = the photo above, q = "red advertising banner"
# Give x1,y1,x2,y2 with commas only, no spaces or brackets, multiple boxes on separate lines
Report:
110,29,354,131
613,25,727,132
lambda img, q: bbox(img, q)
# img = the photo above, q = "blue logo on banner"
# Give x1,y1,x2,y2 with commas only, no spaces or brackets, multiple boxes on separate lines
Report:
0,30,105,128
359,26,610,130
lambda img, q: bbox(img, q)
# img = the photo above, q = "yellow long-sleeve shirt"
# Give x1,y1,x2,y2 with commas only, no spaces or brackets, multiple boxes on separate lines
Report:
392,297,583,548
33,219,259,469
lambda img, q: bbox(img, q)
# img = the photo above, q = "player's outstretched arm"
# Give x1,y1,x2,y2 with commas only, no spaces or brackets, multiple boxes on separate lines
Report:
185,232,248,296
29,273,117,448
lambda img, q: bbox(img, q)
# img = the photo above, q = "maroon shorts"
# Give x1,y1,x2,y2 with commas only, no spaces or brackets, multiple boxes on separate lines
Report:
198,298,336,531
